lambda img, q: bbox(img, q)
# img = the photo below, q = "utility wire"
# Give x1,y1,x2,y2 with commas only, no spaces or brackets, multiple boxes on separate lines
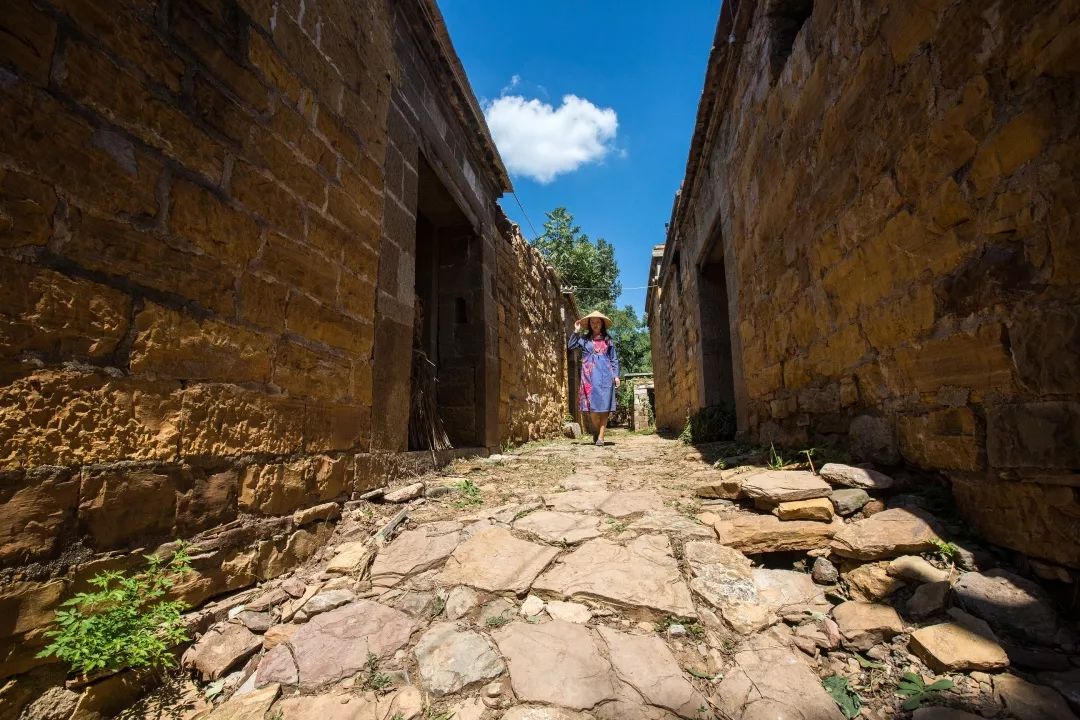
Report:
510,190,541,241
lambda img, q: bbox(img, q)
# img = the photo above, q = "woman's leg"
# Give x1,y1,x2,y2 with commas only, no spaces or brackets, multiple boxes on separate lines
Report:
589,412,601,442
595,412,609,444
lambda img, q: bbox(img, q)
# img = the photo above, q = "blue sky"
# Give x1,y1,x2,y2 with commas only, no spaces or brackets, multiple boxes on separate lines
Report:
439,1,722,316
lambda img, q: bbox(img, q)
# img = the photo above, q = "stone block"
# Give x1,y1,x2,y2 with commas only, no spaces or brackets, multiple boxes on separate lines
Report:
237,273,288,332
65,213,235,315
130,303,273,383
0,469,78,566
239,460,310,515
272,339,352,402
179,383,305,458
0,370,182,471
231,162,305,237
0,258,131,361
1010,304,1080,395
169,178,262,269
256,232,339,304
174,469,239,537
987,402,1080,469
79,468,179,549
0,80,162,218
62,39,225,182
284,294,373,356
0,0,57,84
0,167,56,249
891,324,1014,396
304,402,371,453
952,475,1080,569
898,408,982,471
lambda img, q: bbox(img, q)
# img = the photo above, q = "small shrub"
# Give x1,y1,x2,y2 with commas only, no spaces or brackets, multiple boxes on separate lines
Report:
430,595,446,618
38,544,193,675
678,404,736,444
485,612,512,628
896,671,954,709
926,539,960,566
363,652,394,692
452,478,483,508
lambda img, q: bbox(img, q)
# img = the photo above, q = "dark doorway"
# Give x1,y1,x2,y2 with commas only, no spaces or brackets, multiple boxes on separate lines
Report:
409,157,485,450
698,248,736,409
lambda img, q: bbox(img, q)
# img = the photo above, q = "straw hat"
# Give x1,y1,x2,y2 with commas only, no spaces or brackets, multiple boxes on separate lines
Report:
577,310,612,330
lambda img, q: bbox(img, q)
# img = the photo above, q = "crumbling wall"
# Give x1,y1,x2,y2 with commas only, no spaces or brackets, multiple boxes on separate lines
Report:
495,223,574,445
654,0,1080,570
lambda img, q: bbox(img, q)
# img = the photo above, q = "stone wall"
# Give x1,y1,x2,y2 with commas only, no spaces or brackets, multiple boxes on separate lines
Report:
649,0,1080,570
495,220,577,445
0,0,570,685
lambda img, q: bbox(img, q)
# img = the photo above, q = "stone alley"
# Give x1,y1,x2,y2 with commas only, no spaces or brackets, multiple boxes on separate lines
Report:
34,431,1068,720
1,0,1078,718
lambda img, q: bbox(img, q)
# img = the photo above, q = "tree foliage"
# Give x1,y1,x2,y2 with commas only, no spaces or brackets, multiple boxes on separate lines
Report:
533,207,621,314
532,207,652,376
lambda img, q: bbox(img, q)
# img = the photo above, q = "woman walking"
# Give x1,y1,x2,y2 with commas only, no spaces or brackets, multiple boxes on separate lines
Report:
568,310,621,446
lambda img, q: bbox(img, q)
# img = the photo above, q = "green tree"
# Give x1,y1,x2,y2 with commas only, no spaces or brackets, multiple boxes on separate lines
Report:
531,207,652,377
533,207,621,313
608,305,651,374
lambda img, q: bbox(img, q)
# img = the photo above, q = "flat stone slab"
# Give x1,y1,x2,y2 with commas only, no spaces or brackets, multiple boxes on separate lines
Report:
752,568,830,616
909,612,1009,672
414,622,505,696
533,535,696,618
544,490,658,517
184,622,262,680
204,683,280,720
438,526,560,594
819,463,894,490
295,588,354,622
599,627,708,718
272,692,379,720
514,510,603,544
685,541,769,634
954,569,1066,646
324,541,373,575
707,512,840,553
502,708,595,720
739,470,832,504
370,521,463,589
546,600,592,624
830,508,941,560
493,621,617,710
714,631,845,720
628,509,715,538
563,473,606,491
832,601,904,651
994,673,1079,720
255,600,415,688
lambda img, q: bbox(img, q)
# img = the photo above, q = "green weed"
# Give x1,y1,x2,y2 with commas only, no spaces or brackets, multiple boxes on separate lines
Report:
37,543,193,675
452,478,483,508
823,675,861,719
896,671,953,710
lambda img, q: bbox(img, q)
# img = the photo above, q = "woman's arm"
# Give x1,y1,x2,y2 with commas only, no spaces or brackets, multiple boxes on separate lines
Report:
567,332,585,350
610,340,620,379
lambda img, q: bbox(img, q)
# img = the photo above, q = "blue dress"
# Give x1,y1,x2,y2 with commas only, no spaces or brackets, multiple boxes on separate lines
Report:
567,333,620,412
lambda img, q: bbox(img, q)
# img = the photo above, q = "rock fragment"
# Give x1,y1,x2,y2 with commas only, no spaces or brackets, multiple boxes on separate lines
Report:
831,601,904,650
819,463,894,490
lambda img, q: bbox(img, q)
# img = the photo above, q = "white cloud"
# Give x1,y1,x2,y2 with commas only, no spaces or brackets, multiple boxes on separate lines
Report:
484,92,618,184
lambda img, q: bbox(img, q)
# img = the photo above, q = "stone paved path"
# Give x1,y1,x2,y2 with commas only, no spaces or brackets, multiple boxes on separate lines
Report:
123,430,1078,720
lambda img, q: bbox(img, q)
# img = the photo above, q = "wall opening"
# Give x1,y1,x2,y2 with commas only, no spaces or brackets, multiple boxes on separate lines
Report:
767,0,813,82
697,254,736,410
409,156,485,450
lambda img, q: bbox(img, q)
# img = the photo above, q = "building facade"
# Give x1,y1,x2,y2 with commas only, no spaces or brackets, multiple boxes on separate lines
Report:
0,0,573,687
648,0,1079,571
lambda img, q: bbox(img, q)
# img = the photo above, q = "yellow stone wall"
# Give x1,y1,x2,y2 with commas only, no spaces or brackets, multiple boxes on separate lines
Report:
652,0,1080,568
